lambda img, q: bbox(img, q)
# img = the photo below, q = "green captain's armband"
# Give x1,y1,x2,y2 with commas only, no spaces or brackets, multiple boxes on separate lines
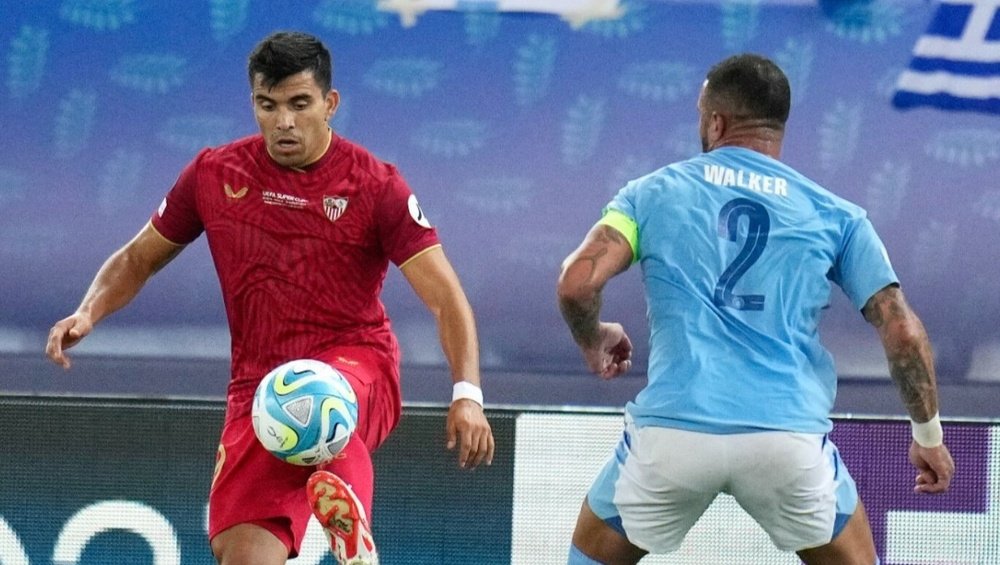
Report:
597,208,639,264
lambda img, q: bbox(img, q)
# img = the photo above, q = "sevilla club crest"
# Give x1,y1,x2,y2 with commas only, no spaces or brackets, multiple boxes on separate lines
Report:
323,196,349,222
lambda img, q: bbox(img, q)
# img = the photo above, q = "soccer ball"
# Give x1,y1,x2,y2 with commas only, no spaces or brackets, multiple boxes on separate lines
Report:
251,359,359,466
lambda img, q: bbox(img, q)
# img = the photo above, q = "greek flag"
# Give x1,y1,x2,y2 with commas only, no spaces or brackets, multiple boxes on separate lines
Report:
893,0,1000,115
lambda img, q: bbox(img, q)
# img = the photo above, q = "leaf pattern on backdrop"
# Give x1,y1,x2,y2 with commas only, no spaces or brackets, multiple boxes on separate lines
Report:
875,66,905,100
664,121,702,162
59,0,136,31
721,0,760,51
364,58,443,98
514,34,557,107
580,1,648,39
925,128,1000,168
865,160,910,227
111,54,188,94
158,115,238,154
617,60,696,103
911,220,957,282
562,95,607,166
411,119,489,158
54,89,97,159
0,1,993,385
7,26,49,98
775,37,814,104
974,191,1000,223
823,0,904,44
457,177,535,214
504,232,580,270
608,155,658,196
313,0,390,35
209,0,250,42
98,149,147,216
818,99,862,173
464,9,502,47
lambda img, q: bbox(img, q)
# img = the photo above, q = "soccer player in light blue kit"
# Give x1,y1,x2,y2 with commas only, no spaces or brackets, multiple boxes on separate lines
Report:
557,54,955,565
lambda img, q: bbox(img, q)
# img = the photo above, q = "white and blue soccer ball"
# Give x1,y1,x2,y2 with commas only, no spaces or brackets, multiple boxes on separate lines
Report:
251,359,359,466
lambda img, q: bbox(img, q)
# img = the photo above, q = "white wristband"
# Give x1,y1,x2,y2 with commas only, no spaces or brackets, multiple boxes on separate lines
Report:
452,381,483,407
911,413,943,448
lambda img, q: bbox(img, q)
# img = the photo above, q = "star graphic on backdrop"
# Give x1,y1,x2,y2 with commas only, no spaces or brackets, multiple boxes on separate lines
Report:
377,0,434,28
561,0,624,29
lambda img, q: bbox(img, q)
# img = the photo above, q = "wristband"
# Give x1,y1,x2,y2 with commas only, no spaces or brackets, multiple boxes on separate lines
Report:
452,381,484,407
911,413,943,448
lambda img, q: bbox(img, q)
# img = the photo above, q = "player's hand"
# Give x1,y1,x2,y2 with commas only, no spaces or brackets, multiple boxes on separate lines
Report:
45,313,93,369
581,322,633,380
446,399,494,469
909,441,955,494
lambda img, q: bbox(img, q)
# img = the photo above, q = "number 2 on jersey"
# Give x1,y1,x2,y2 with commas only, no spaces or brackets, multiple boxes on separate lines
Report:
714,198,770,311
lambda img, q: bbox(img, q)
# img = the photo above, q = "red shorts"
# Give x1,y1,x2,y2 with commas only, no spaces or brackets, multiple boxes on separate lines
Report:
208,346,401,557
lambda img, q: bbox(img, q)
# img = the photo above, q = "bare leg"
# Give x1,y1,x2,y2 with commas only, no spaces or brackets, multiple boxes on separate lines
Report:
797,500,878,565
211,523,289,565
571,499,648,565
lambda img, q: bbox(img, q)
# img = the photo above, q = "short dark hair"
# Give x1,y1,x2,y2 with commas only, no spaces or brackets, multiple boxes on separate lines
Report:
247,31,332,92
704,54,790,128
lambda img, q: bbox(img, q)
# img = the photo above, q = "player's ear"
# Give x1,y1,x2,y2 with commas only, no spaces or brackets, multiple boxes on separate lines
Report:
325,89,340,122
710,111,727,140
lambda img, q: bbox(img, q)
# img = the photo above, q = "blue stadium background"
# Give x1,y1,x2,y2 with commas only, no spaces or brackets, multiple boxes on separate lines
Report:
0,1,998,564
2,0,997,415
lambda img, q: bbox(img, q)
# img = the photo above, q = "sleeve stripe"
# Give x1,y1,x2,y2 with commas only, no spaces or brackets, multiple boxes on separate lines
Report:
598,209,639,263
147,220,187,247
398,243,442,270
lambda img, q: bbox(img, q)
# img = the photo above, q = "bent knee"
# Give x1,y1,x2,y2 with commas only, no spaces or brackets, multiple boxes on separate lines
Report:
572,500,647,565
211,522,289,565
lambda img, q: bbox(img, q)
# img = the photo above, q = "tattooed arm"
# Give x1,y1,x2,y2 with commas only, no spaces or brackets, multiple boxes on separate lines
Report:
861,284,955,494
861,284,938,421
557,224,635,379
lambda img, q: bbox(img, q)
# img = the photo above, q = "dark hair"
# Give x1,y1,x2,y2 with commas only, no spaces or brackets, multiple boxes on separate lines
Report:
247,31,332,92
704,54,790,128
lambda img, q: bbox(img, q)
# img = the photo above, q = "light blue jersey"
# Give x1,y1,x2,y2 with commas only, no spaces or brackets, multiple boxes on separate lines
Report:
602,146,898,434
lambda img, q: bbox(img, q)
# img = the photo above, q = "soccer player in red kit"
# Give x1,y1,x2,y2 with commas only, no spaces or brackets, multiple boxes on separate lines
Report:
45,31,494,565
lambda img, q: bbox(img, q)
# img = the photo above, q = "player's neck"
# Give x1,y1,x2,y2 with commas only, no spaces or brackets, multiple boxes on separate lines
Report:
714,128,783,160
287,128,334,173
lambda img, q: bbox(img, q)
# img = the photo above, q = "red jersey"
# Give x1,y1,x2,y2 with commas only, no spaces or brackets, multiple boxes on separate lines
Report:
151,134,440,413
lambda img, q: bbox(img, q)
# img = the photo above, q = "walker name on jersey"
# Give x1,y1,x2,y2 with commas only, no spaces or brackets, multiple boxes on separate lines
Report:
262,190,309,209
703,165,789,197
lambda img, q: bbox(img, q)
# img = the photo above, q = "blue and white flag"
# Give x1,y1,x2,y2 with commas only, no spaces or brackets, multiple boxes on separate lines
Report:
893,0,1000,115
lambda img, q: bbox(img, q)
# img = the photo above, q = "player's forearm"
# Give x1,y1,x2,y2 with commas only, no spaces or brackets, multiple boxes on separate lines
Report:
436,297,481,385
557,224,630,348
557,252,606,348
558,289,602,348
884,322,939,422
77,248,158,324
863,286,939,422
